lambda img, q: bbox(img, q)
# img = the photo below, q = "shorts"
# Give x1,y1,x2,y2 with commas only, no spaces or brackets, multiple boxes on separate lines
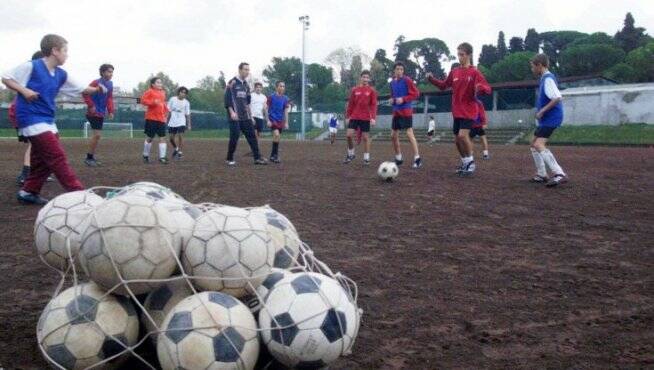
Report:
86,115,104,130
453,118,475,135
16,128,28,143
144,120,167,138
347,120,371,132
427,129,435,137
534,126,557,139
253,117,265,132
392,116,413,130
329,127,338,134
469,127,486,138
168,126,187,134
269,121,285,132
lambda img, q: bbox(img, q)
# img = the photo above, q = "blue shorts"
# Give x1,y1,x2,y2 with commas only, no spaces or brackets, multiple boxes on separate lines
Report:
253,117,265,133
534,126,557,139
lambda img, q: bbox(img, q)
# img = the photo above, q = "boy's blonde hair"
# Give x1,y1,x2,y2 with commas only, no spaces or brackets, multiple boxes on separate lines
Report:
40,34,67,56
530,53,550,68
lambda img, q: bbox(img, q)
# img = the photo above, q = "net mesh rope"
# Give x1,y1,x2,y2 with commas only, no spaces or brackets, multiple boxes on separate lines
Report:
37,186,362,370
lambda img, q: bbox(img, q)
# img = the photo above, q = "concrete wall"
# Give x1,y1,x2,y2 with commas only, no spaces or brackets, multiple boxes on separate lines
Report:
562,83,654,125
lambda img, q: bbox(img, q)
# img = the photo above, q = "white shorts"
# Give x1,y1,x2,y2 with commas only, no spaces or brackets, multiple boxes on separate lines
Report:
329,127,338,134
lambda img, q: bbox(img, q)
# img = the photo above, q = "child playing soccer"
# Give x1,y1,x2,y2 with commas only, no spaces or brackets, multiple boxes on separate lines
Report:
428,43,491,176
141,77,169,164
167,86,191,160
389,62,422,168
469,99,490,159
251,82,267,139
329,115,338,144
266,81,291,163
83,63,114,167
529,53,567,187
344,70,378,165
2,34,106,204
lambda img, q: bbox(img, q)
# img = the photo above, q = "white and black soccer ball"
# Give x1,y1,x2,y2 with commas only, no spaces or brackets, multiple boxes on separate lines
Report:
250,206,301,269
241,268,294,314
377,161,399,182
141,279,195,343
37,282,139,370
117,182,188,209
34,190,104,272
259,272,360,369
78,195,181,296
157,291,259,370
182,206,275,298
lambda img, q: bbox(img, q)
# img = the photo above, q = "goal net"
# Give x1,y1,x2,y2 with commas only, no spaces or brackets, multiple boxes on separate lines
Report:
83,121,133,138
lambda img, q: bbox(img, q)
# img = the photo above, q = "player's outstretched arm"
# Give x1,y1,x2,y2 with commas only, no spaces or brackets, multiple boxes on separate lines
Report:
2,78,39,101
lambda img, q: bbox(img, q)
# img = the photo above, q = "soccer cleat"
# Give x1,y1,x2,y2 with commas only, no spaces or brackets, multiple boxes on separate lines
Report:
394,158,404,166
458,161,475,177
363,159,370,165
84,158,99,167
546,174,568,187
270,156,281,164
455,164,464,174
530,175,549,183
171,149,178,159
254,158,268,165
176,151,183,159
16,173,25,186
483,153,490,160
412,157,423,169
17,190,48,205
226,160,236,166
143,155,150,164
159,157,169,164
343,155,355,164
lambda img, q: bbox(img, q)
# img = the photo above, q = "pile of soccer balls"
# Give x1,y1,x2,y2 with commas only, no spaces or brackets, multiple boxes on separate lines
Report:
34,182,361,370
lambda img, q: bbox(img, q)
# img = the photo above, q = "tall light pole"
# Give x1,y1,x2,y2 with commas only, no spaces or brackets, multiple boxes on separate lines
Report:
299,15,310,140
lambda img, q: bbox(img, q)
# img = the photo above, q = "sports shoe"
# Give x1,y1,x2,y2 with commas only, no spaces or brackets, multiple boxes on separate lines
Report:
17,190,48,205
455,164,464,174
530,175,549,183
143,156,150,164
254,158,268,165
546,174,568,187
412,157,422,169
458,161,475,177
226,160,236,166
16,173,25,186
270,156,281,164
85,158,99,167
159,157,169,164
171,149,178,159
394,158,404,166
363,159,370,165
176,151,183,159
483,153,490,160
343,155,355,164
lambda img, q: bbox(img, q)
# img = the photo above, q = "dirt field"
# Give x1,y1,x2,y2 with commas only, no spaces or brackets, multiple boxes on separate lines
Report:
0,138,652,369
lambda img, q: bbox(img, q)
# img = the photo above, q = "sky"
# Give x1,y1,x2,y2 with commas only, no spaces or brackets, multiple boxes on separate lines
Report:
0,0,651,93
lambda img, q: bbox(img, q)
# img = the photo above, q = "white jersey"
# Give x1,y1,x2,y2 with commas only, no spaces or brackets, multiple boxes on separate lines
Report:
428,119,436,132
167,97,190,127
250,92,267,119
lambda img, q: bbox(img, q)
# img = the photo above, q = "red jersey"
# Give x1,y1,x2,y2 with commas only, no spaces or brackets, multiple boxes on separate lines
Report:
428,66,491,120
140,88,168,123
346,85,378,121
473,100,487,128
8,97,17,128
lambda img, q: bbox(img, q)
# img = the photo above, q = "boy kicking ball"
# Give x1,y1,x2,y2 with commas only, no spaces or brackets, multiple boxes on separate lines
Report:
529,53,567,187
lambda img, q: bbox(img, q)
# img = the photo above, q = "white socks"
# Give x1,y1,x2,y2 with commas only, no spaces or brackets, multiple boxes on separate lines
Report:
462,156,474,164
395,154,403,161
347,148,355,156
363,153,370,161
159,143,167,159
143,141,152,157
530,148,547,177
540,149,565,176
414,154,420,160
483,150,489,156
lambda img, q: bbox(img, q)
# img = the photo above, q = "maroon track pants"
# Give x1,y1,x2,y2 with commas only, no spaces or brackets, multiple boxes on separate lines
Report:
22,131,84,194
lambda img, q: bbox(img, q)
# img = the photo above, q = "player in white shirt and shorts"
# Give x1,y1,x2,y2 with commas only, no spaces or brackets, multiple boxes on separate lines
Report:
167,87,191,160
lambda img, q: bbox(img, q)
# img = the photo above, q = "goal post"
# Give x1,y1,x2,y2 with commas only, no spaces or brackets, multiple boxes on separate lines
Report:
83,121,133,138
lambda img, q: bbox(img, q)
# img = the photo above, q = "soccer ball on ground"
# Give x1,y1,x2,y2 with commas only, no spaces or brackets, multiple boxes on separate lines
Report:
78,195,181,296
241,268,294,313
182,205,274,298
250,206,301,269
157,291,259,370
141,278,195,343
377,161,399,182
259,272,360,369
37,282,139,370
34,190,104,272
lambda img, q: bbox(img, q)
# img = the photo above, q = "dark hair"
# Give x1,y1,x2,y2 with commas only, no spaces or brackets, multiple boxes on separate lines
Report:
530,53,550,68
177,86,189,94
275,81,285,87
40,34,67,56
254,82,263,88
360,70,371,76
457,42,473,56
31,51,44,60
238,62,249,70
149,77,161,87
451,62,461,69
393,62,405,70
99,64,114,75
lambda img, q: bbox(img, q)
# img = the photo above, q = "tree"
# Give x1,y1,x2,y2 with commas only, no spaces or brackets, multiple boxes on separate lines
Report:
524,28,540,52
603,63,639,83
540,31,588,71
307,63,335,104
489,52,536,82
559,44,625,76
477,65,496,83
568,32,616,48
263,57,303,103
392,37,451,80
325,47,371,82
509,37,525,53
625,42,654,82
370,59,389,93
497,31,508,59
133,72,179,97
615,12,649,53
187,74,226,113
478,44,500,67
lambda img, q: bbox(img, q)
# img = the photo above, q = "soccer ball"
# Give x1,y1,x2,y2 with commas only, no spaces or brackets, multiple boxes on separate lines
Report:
250,206,301,269
377,161,399,182
241,268,294,313
165,203,203,250
141,279,195,343
78,195,181,296
34,190,104,272
259,272,360,369
117,182,188,208
182,206,275,298
157,291,259,370
197,202,225,213
37,282,139,370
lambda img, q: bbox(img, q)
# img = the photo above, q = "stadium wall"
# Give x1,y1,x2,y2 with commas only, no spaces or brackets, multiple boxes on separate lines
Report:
561,83,654,125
